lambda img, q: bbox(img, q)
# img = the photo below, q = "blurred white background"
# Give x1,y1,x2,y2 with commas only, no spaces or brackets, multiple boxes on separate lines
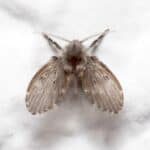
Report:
0,0,150,150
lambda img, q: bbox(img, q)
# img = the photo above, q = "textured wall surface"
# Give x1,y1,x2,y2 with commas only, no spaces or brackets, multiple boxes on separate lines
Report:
0,0,150,150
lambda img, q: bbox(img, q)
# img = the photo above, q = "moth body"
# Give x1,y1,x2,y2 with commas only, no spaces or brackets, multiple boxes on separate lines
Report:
62,40,87,75
25,29,124,115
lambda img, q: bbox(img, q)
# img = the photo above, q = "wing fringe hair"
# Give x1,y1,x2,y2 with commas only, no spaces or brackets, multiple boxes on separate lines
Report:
25,57,67,115
80,56,123,113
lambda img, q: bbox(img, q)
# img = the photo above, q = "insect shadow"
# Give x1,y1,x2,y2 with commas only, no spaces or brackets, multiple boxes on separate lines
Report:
29,95,127,149
80,107,127,149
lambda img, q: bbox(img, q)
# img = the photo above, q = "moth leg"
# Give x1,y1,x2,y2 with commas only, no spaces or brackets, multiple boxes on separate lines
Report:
42,33,63,53
89,29,110,53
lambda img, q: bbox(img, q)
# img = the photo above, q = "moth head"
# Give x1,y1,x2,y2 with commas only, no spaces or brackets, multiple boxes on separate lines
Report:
64,40,87,67
65,40,83,55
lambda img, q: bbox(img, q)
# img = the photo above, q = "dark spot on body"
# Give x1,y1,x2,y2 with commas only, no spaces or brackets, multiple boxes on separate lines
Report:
67,56,82,69
52,56,58,60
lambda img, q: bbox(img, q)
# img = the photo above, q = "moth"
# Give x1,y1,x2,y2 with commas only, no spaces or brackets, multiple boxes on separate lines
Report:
25,29,124,115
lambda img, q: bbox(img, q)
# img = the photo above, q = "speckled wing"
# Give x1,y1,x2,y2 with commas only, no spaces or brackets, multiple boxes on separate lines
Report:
81,56,124,113
25,57,67,115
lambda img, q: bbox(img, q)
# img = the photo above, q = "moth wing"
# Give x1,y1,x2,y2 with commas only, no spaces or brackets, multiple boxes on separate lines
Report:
81,56,123,113
26,57,67,114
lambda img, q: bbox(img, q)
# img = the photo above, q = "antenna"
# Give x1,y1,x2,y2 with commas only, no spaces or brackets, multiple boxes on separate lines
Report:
33,32,70,42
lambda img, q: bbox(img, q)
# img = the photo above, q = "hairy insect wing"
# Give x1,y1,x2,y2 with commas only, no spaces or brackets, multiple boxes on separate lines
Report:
80,56,123,113
25,57,69,115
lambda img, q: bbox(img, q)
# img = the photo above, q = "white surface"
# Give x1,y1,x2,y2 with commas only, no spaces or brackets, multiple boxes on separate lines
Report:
0,0,150,150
